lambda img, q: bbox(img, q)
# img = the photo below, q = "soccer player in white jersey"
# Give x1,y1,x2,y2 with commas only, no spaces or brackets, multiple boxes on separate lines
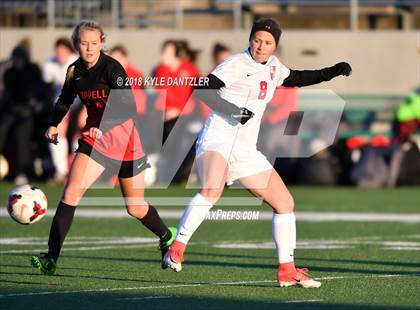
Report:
164,18,352,288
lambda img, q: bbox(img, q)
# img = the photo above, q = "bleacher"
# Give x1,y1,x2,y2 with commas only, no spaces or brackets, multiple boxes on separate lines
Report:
340,95,404,139
229,0,420,29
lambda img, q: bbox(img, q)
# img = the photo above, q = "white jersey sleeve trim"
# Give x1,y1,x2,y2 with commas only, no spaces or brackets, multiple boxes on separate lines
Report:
275,59,291,87
210,53,242,88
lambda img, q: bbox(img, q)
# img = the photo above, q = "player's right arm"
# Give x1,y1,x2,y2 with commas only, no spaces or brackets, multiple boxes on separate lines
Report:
195,54,254,124
195,74,254,125
45,65,77,144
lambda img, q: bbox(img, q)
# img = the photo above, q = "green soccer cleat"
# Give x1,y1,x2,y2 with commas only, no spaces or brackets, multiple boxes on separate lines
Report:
30,253,56,276
159,226,177,269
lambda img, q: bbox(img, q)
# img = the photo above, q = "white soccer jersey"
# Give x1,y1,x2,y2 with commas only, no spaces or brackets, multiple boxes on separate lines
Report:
196,48,291,183
200,48,290,146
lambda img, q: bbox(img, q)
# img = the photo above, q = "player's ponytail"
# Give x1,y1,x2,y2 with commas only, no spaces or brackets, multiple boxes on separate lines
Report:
71,20,106,52
65,65,75,84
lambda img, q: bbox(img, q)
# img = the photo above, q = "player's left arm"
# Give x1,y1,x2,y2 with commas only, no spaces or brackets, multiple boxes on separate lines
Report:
281,62,352,88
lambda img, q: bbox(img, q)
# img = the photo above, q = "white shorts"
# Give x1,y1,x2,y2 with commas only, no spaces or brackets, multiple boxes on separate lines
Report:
196,139,273,185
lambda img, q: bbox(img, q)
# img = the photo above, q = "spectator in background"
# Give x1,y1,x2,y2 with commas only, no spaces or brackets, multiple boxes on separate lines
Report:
177,40,200,67
0,53,13,98
349,135,390,188
0,45,45,184
212,42,231,67
154,39,200,136
43,38,78,182
0,38,31,113
109,45,146,116
393,88,420,142
348,87,420,188
153,40,200,183
200,42,232,120
0,48,15,181
387,88,420,186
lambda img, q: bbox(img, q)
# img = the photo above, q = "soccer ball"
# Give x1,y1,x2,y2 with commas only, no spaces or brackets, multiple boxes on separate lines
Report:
6,185,48,225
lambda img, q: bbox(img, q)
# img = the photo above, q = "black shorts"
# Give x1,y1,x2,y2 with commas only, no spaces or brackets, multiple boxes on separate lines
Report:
76,139,150,178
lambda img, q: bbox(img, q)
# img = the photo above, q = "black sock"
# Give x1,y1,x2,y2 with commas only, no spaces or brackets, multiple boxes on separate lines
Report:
139,205,171,242
47,201,76,262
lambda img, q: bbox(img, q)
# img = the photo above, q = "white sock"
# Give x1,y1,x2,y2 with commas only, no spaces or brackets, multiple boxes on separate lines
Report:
272,212,296,264
176,193,213,244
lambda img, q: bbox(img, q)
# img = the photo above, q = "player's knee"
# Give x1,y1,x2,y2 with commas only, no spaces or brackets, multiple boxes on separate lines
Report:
272,194,294,214
126,204,148,219
200,188,222,205
126,206,137,218
282,195,295,213
62,186,85,206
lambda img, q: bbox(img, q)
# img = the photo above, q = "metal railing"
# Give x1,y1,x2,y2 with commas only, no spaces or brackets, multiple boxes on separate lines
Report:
225,0,420,5
219,0,420,30
0,0,419,29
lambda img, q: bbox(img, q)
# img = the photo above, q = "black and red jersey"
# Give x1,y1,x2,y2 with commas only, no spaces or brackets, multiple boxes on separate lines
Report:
50,51,144,161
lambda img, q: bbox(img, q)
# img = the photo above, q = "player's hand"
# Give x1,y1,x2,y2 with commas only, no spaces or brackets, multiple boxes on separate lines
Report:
88,127,103,139
45,126,59,145
232,107,254,125
334,62,352,76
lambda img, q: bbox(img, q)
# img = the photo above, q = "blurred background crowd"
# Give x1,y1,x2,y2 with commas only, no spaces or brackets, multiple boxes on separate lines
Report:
0,0,419,187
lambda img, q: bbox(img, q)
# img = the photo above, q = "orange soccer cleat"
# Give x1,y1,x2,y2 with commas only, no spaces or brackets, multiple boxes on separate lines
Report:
277,264,321,288
163,240,186,272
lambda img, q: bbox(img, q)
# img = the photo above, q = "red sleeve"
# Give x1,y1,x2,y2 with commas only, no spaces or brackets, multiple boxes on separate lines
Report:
126,65,146,114
176,60,199,116
154,65,169,111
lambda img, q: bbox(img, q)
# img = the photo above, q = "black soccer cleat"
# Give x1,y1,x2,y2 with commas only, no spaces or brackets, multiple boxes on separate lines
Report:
159,227,177,269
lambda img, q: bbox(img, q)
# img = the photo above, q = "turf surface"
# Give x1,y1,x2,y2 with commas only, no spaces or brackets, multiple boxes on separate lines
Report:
0,183,419,309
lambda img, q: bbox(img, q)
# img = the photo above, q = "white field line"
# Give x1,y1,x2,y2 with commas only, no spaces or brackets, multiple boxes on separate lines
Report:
79,197,263,206
3,235,419,245
385,246,420,250
0,239,217,254
214,239,420,250
0,197,263,207
0,274,419,298
0,244,157,254
2,237,420,253
266,299,323,304
1,209,418,223
0,237,157,245
317,273,420,280
118,295,172,301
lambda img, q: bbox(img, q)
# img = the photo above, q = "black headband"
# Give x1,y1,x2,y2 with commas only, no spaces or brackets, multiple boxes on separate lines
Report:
249,18,282,46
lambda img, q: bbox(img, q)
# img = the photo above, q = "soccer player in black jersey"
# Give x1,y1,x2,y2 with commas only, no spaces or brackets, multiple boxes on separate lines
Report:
30,20,176,275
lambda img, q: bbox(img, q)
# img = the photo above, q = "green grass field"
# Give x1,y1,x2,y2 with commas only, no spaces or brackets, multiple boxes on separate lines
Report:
0,183,419,309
